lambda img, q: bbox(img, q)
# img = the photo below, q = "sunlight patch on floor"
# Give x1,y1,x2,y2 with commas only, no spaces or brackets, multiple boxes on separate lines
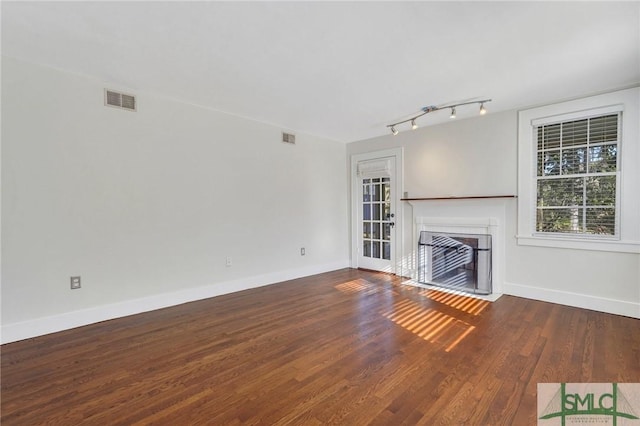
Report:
418,289,490,316
382,299,475,352
334,279,386,295
334,279,371,293
334,278,399,296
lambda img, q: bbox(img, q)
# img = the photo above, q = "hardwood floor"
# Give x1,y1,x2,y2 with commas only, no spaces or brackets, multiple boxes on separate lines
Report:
2,268,639,425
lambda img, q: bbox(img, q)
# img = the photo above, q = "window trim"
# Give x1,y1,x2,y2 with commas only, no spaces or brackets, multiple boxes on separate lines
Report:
517,88,640,253
533,108,621,240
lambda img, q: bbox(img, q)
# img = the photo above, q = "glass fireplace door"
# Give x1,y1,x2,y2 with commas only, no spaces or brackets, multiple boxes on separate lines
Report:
418,231,492,295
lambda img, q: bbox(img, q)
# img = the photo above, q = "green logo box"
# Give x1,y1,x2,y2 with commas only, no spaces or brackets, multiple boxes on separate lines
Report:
538,383,640,425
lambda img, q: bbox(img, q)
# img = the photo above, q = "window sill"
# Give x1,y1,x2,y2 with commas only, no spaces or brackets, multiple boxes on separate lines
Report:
516,235,640,253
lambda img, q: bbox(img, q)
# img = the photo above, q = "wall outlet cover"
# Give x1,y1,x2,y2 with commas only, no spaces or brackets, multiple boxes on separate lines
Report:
70,276,81,289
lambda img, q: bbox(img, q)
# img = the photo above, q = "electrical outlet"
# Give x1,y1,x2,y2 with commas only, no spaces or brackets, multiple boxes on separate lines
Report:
226,256,232,267
301,247,305,256
70,276,81,289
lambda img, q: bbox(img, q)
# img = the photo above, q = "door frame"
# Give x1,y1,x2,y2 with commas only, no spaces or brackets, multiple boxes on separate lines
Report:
350,148,404,275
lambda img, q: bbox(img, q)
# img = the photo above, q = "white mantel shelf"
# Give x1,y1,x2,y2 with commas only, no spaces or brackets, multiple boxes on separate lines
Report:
402,195,517,201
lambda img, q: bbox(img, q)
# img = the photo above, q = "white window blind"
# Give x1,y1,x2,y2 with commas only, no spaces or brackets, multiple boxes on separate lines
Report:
535,113,620,236
357,158,391,178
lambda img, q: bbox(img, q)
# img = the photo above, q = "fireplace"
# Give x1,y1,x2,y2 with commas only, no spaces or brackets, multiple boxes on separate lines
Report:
408,212,504,299
418,231,492,295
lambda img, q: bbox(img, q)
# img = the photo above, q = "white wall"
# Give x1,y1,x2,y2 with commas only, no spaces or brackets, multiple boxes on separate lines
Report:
348,105,640,318
1,56,349,342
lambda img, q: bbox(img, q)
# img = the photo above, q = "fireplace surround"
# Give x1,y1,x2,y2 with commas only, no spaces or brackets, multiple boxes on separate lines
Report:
410,213,504,300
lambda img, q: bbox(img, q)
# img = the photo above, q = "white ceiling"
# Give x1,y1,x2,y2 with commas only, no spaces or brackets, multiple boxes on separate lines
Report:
2,1,639,142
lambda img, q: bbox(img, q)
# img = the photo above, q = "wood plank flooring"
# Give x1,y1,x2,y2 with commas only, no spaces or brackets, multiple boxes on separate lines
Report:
2,268,639,425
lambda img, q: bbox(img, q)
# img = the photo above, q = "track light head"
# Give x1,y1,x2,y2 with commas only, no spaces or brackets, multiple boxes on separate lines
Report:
450,107,456,119
411,119,418,130
479,103,487,115
391,126,399,136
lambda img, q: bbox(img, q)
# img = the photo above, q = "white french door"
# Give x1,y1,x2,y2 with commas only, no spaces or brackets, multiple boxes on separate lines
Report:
355,156,397,272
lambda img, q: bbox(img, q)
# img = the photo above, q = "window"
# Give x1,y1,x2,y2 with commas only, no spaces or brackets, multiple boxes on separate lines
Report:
535,113,620,237
517,88,639,253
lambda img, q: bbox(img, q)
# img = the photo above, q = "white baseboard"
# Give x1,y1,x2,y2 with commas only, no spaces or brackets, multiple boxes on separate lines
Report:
1,260,350,344
503,282,640,319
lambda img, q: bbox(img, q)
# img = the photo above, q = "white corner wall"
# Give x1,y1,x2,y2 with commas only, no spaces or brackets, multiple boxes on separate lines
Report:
1,56,349,343
347,105,640,318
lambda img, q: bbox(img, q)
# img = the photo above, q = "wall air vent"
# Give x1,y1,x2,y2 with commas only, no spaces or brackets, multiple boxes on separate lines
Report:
282,132,296,144
104,89,137,111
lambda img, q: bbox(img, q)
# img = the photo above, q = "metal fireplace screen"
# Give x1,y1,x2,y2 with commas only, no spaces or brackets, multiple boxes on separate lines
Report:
418,231,492,295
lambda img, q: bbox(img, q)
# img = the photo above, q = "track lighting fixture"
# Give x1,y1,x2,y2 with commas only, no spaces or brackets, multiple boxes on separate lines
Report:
387,98,492,135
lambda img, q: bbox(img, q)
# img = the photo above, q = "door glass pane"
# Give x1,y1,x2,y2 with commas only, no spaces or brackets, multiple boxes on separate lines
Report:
382,242,391,260
383,183,390,201
383,223,391,240
383,203,391,220
372,223,380,239
363,204,371,220
373,184,381,202
363,184,371,202
363,240,371,257
363,222,371,239
372,241,380,259
372,204,381,220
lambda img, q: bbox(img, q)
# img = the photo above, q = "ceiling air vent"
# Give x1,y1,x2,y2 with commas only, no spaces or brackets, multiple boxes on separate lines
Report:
104,89,137,111
282,132,296,144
